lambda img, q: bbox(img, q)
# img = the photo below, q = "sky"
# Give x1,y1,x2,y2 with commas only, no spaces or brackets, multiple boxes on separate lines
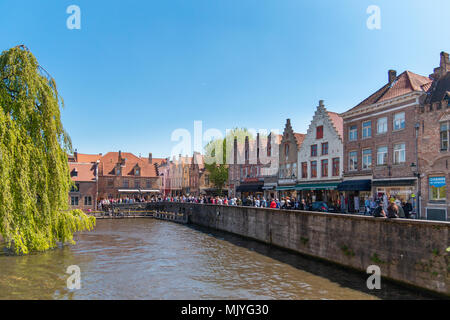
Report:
1,0,449,158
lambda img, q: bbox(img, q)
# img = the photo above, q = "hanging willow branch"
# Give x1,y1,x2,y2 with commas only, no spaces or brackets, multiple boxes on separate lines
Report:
0,46,95,254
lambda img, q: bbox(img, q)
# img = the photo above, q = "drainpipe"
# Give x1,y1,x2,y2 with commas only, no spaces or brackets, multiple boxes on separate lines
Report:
415,122,421,219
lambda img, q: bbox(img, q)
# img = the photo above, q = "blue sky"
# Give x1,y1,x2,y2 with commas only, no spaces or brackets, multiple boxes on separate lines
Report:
1,0,449,158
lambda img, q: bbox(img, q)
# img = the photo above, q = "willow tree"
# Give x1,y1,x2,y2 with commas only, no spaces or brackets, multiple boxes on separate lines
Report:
0,45,95,255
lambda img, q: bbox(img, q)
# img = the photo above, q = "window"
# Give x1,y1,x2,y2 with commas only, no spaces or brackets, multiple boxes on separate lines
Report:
316,126,323,139
116,168,121,175
84,196,92,206
311,161,317,178
146,179,151,188
205,175,210,185
135,180,140,188
377,146,388,165
393,112,405,131
440,122,449,151
362,149,372,169
393,143,406,164
71,196,79,206
377,117,388,134
135,168,140,176
429,177,446,201
292,163,297,178
108,179,113,187
70,184,79,192
349,151,357,171
362,121,371,138
349,125,357,141
123,179,129,188
321,142,328,155
301,162,307,178
332,158,340,176
321,159,328,177
311,144,317,156
284,144,289,161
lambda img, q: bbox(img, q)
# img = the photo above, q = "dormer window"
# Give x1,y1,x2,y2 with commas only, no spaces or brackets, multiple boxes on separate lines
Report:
135,167,140,176
71,168,78,177
116,167,121,175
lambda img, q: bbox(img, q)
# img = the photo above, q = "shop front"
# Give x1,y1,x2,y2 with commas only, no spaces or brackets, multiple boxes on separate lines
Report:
337,179,372,213
295,182,341,208
424,176,447,221
236,182,264,199
372,178,417,206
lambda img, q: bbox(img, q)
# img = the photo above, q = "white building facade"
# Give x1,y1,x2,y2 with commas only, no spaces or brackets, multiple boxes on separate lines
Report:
296,100,344,207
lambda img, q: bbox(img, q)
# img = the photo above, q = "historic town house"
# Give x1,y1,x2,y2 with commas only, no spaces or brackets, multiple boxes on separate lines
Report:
296,100,343,205
417,52,450,220
340,69,432,213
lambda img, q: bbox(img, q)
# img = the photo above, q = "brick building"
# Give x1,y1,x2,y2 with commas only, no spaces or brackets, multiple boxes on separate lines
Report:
262,132,282,200
276,119,305,198
68,161,98,211
417,52,450,221
97,151,164,200
340,69,432,213
296,100,343,206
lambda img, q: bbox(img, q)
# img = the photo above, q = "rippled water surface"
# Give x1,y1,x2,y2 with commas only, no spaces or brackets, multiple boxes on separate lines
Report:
0,219,438,299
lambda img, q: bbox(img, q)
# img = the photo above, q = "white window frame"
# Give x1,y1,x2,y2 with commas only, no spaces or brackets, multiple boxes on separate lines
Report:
377,117,388,134
393,143,406,164
349,125,357,141
349,151,358,171
393,112,405,131
362,149,372,169
362,121,371,138
377,146,388,165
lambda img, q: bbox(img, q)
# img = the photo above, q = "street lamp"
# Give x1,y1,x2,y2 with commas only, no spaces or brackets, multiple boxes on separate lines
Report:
410,162,420,219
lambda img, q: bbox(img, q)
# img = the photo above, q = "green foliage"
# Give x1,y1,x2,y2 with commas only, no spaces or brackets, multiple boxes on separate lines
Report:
370,253,385,264
340,245,355,257
0,46,95,255
204,128,254,194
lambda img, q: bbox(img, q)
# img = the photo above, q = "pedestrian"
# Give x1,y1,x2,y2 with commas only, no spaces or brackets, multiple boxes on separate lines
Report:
372,200,386,218
387,202,399,218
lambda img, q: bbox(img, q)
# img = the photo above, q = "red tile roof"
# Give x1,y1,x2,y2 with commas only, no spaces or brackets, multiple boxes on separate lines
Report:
347,71,432,113
69,162,97,182
327,111,343,140
77,153,102,163
294,133,306,147
99,152,160,177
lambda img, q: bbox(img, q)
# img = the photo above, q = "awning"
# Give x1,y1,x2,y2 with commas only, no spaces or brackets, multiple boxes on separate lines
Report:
295,182,340,191
118,189,160,193
372,179,416,187
337,180,371,191
262,186,275,190
276,186,296,191
139,189,160,193
236,183,264,192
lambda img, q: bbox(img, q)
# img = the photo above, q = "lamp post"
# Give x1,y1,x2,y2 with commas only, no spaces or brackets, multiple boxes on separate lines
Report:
410,162,420,219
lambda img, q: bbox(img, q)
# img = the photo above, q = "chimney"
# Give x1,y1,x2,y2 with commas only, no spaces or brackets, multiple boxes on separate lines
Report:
149,153,153,164
319,100,324,108
431,51,450,80
388,70,397,84
118,150,122,161
74,149,78,162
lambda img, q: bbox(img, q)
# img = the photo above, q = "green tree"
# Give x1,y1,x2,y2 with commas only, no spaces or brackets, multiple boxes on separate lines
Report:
0,45,95,255
204,128,254,195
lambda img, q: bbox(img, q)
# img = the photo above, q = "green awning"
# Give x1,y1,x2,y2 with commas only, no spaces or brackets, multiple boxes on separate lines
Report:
295,182,340,191
276,186,296,191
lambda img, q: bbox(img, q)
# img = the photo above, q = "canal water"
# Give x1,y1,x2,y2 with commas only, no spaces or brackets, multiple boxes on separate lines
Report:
0,219,437,300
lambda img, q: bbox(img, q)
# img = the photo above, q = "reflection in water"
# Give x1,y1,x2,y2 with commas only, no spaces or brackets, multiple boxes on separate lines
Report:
0,219,438,300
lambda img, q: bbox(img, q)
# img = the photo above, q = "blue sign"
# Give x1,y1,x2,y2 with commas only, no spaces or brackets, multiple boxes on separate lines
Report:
429,177,446,188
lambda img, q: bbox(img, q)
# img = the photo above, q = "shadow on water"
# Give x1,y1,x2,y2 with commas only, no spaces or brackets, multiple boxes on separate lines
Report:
186,224,445,300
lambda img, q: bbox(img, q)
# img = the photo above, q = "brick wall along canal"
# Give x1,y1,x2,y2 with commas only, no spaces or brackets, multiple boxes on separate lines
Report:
0,219,440,299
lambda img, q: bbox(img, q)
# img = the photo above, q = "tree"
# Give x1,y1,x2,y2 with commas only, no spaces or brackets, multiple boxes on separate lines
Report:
0,45,95,255
204,128,254,195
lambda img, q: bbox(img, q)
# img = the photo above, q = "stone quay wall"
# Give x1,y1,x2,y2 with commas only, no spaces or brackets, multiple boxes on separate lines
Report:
146,202,450,296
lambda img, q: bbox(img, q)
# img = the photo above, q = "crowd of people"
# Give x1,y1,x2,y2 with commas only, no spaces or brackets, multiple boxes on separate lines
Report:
98,193,415,219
